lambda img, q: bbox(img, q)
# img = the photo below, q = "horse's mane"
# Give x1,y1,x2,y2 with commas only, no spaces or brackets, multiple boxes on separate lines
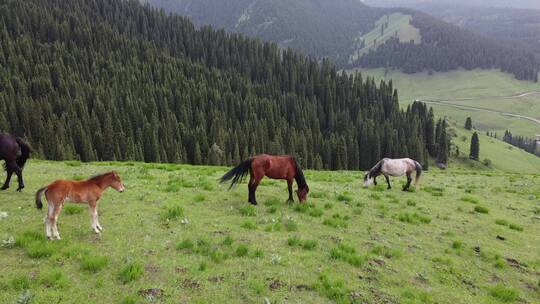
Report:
368,159,385,177
88,172,114,182
293,158,308,190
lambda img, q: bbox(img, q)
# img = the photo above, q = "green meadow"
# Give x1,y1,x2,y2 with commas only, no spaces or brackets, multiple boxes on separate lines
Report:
0,160,539,304
356,68,540,137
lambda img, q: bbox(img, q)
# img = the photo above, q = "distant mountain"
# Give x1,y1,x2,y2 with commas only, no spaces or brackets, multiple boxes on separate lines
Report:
144,0,539,81
142,0,383,65
363,0,540,10
390,3,540,60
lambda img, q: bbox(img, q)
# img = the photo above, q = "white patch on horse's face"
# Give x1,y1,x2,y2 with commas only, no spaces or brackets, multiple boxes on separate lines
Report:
363,175,373,187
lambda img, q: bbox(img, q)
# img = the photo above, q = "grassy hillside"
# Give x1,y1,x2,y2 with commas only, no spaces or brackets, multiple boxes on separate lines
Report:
350,12,421,62
0,161,539,303
358,68,540,137
448,124,540,173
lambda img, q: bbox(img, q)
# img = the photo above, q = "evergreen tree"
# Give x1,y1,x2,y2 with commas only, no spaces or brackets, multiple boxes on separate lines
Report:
465,117,473,130
469,132,480,161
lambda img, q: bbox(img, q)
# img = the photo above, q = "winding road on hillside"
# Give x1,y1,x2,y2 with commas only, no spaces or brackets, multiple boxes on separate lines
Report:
417,91,540,126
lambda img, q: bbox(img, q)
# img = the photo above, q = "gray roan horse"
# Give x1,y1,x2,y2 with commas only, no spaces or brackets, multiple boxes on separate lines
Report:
0,133,31,192
364,158,422,191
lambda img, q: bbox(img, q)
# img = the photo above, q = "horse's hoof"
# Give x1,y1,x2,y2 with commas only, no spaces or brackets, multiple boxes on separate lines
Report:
0,186,8,191
249,201,258,206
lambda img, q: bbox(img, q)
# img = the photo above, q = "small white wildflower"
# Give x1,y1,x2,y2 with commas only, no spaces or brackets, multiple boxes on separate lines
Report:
1,236,15,248
271,254,281,265
0,211,7,220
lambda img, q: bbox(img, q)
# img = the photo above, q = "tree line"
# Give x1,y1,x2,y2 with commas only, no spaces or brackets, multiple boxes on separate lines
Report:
0,0,449,170
501,131,539,157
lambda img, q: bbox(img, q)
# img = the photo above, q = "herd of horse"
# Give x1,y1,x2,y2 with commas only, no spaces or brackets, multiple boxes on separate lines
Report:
1,133,422,240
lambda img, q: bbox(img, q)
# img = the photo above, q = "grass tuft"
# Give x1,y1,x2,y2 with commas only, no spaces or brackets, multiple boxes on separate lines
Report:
11,275,30,291
80,255,108,272
39,269,69,288
508,223,523,232
313,274,350,303
239,205,256,217
474,206,489,214
495,219,509,226
489,285,519,303
160,203,184,221
396,212,431,224
118,261,144,283
330,244,365,267
235,244,249,257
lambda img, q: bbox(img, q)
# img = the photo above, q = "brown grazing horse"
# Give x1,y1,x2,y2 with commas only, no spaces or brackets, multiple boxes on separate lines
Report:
220,154,309,205
35,171,125,240
0,133,31,192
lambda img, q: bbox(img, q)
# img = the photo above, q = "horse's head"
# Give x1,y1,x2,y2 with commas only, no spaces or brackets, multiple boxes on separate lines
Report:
363,173,374,188
296,186,309,202
109,171,125,193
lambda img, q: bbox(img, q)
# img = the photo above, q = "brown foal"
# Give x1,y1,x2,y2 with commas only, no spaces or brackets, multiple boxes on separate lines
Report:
35,171,125,240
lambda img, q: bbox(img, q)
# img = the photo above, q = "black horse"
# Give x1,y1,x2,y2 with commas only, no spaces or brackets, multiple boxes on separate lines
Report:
0,133,31,192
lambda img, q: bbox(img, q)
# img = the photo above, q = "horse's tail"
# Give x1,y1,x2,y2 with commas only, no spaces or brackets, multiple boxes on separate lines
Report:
35,187,47,209
219,159,253,189
15,137,31,168
414,161,423,186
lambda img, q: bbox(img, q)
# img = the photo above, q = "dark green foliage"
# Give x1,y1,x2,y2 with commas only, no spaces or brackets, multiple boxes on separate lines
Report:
465,117,473,130
0,0,437,170
470,132,480,161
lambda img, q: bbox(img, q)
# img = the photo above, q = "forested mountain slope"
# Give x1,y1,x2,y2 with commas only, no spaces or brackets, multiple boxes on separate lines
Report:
144,0,540,81
404,4,540,60
0,0,444,170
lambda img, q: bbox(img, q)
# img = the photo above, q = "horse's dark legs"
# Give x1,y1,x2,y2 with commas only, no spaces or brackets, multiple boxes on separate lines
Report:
15,167,24,191
373,176,378,186
1,161,16,190
403,173,412,191
248,176,261,205
384,175,391,189
287,179,294,202
248,184,258,205
1,169,13,190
